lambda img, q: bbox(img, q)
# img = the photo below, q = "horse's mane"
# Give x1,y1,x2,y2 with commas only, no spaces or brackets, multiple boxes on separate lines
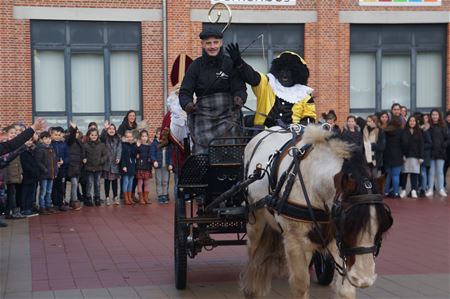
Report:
302,125,352,159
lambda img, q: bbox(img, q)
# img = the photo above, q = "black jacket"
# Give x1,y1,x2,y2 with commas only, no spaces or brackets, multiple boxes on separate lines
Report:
401,129,424,159
422,128,432,167
383,127,404,168
0,127,34,156
67,126,84,178
179,48,247,110
83,140,106,172
341,129,363,151
429,124,448,160
137,144,152,171
120,142,137,176
117,117,138,137
35,144,58,179
20,146,39,184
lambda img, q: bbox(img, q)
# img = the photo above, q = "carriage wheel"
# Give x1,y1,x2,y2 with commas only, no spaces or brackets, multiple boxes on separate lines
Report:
312,251,335,286
174,196,187,290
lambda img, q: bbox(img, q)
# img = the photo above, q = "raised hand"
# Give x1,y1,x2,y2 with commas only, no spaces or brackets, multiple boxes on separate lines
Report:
31,118,46,132
69,121,77,129
226,43,242,67
104,120,110,129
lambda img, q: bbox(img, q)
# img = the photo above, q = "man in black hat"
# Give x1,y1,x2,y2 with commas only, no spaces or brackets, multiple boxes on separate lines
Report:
179,28,247,154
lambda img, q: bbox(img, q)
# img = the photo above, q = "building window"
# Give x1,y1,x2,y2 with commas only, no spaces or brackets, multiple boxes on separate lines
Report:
31,21,142,131
350,24,446,115
34,51,66,112
381,54,410,110
204,24,304,110
350,53,376,110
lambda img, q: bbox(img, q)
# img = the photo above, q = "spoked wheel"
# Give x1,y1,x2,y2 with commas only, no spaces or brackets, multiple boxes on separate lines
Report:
174,196,187,290
312,251,335,286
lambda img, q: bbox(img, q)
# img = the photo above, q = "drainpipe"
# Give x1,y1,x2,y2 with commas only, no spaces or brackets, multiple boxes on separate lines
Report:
162,0,168,114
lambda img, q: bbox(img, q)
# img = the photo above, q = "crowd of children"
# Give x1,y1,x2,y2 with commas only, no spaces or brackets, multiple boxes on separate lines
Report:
0,110,173,220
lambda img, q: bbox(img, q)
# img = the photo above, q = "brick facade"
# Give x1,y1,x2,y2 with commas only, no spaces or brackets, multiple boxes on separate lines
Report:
0,0,449,129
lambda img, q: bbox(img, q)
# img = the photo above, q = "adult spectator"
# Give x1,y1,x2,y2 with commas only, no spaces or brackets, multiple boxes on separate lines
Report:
419,113,432,197
383,116,404,198
400,115,424,199
362,114,386,179
401,106,408,124
117,110,138,138
391,103,405,127
341,115,363,151
425,109,448,198
378,111,390,130
323,110,341,135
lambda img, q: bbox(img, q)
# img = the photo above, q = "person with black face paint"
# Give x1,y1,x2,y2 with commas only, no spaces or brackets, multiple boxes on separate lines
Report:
226,43,315,127
179,28,247,154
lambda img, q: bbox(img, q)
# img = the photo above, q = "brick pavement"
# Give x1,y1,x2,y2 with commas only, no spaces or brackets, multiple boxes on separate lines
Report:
1,196,449,299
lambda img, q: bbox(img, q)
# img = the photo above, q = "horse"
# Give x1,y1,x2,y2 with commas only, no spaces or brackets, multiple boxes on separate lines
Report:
242,125,393,299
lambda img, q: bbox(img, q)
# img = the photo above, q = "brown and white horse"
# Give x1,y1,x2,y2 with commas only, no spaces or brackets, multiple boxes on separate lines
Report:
242,125,393,299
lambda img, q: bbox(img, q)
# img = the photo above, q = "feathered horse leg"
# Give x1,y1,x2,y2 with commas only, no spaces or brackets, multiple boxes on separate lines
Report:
240,209,284,298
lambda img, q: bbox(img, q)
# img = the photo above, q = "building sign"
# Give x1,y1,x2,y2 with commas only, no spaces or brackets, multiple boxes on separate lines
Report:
359,0,441,6
211,0,296,5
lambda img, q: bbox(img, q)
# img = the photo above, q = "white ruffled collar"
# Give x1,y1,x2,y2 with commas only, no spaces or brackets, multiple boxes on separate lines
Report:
267,73,313,104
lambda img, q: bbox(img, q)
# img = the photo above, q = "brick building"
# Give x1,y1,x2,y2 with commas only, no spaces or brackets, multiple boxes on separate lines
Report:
0,0,448,131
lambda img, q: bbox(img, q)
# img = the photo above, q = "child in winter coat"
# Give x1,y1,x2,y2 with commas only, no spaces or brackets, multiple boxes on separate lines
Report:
136,130,152,205
101,121,122,206
120,130,137,205
20,137,40,216
50,127,70,211
400,116,424,199
83,128,106,206
67,122,84,210
4,125,25,219
151,128,173,204
35,132,59,214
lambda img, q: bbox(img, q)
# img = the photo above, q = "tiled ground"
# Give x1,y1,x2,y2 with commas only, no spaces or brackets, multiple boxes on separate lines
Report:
1,195,449,299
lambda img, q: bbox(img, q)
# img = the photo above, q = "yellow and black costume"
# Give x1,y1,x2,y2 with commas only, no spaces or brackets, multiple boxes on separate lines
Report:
226,45,315,127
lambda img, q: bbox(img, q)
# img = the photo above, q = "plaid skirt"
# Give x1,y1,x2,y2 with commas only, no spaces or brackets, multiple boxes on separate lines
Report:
102,171,120,180
136,169,152,179
188,92,241,154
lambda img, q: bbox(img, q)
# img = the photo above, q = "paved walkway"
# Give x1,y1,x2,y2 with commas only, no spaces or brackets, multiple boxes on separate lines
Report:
1,196,449,299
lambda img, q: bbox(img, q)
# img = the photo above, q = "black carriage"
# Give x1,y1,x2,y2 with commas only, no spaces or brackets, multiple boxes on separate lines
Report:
173,135,335,290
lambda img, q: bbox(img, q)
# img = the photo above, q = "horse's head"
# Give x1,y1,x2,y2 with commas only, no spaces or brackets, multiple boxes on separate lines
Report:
332,149,393,288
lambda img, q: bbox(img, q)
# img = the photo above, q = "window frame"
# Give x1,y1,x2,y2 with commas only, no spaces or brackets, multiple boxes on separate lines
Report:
31,21,143,127
349,24,447,115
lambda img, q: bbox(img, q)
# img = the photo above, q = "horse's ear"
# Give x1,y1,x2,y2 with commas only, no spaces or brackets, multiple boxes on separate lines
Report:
375,174,386,195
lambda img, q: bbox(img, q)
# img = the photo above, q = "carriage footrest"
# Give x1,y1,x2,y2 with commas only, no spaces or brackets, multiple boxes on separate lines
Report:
213,206,247,217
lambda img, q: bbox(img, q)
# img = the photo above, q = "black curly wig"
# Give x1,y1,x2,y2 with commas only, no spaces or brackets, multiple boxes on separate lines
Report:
269,52,309,86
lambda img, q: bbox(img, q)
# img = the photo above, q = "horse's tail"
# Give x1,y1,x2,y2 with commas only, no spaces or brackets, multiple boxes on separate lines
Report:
240,220,286,298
